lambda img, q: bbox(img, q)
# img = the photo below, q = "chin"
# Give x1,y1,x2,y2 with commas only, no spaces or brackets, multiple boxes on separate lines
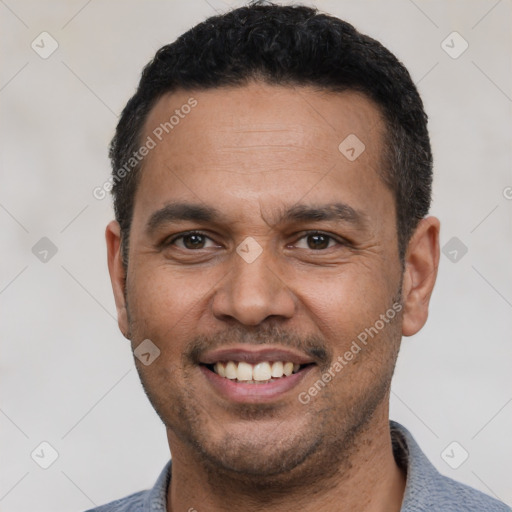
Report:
195,427,323,480
171,405,323,478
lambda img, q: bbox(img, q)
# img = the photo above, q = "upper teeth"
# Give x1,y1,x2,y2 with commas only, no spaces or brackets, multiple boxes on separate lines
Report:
213,361,301,382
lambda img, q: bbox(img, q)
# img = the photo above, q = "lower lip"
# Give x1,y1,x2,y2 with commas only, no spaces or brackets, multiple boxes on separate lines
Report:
200,365,314,403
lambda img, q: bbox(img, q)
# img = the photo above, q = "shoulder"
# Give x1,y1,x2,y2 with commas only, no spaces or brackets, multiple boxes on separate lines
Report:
390,421,510,512
428,473,510,511
83,490,146,512
83,460,172,512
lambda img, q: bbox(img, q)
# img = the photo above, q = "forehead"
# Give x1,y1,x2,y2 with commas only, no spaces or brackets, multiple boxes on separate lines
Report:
133,82,390,225
143,82,385,163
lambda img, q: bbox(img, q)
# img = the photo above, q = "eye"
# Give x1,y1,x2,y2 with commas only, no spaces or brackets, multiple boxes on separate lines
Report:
167,231,218,250
294,232,340,250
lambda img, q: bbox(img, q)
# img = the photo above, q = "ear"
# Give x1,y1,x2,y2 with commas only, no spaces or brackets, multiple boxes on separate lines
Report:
106,220,130,339
401,216,440,337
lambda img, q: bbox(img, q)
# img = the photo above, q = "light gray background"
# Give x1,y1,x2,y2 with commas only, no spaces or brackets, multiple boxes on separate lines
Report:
1,0,511,510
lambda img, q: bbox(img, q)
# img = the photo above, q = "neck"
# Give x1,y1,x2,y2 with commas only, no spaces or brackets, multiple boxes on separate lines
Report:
166,403,406,512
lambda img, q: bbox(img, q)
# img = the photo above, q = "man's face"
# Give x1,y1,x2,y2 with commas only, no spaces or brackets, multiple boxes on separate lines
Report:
113,83,406,478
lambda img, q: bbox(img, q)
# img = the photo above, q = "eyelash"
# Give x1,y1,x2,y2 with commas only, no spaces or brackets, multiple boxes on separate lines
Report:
164,230,345,251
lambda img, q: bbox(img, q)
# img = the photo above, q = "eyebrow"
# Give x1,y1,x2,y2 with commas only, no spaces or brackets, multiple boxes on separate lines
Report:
279,203,366,227
146,202,227,235
145,200,367,235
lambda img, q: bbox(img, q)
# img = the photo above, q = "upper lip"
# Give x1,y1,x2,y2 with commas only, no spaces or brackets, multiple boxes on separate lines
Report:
199,346,316,365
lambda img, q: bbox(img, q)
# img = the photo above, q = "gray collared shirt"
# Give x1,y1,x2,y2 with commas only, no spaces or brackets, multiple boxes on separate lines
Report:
85,421,510,511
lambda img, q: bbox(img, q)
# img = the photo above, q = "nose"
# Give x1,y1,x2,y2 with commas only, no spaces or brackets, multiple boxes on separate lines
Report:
211,246,296,326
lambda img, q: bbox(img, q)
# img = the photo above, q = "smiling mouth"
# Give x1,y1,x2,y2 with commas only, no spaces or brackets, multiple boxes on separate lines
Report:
203,361,312,384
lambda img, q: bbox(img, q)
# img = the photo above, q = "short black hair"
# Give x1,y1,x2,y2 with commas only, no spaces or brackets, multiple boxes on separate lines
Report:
109,1,432,266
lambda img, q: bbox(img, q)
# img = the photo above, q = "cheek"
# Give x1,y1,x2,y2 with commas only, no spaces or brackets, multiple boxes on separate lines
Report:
126,264,203,344
127,263,228,346
127,251,398,345
297,265,395,320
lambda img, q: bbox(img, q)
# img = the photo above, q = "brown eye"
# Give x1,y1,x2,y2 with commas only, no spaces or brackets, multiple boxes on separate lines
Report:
306,234,331,250
181,233,206,249
167,232,218,250
294,232,339,250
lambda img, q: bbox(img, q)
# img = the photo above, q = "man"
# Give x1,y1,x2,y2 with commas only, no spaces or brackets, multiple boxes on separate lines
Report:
88,2,509,511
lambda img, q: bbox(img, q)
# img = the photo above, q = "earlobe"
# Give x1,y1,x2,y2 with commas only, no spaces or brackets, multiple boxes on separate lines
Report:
401,217,440,337
105,220,130,339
